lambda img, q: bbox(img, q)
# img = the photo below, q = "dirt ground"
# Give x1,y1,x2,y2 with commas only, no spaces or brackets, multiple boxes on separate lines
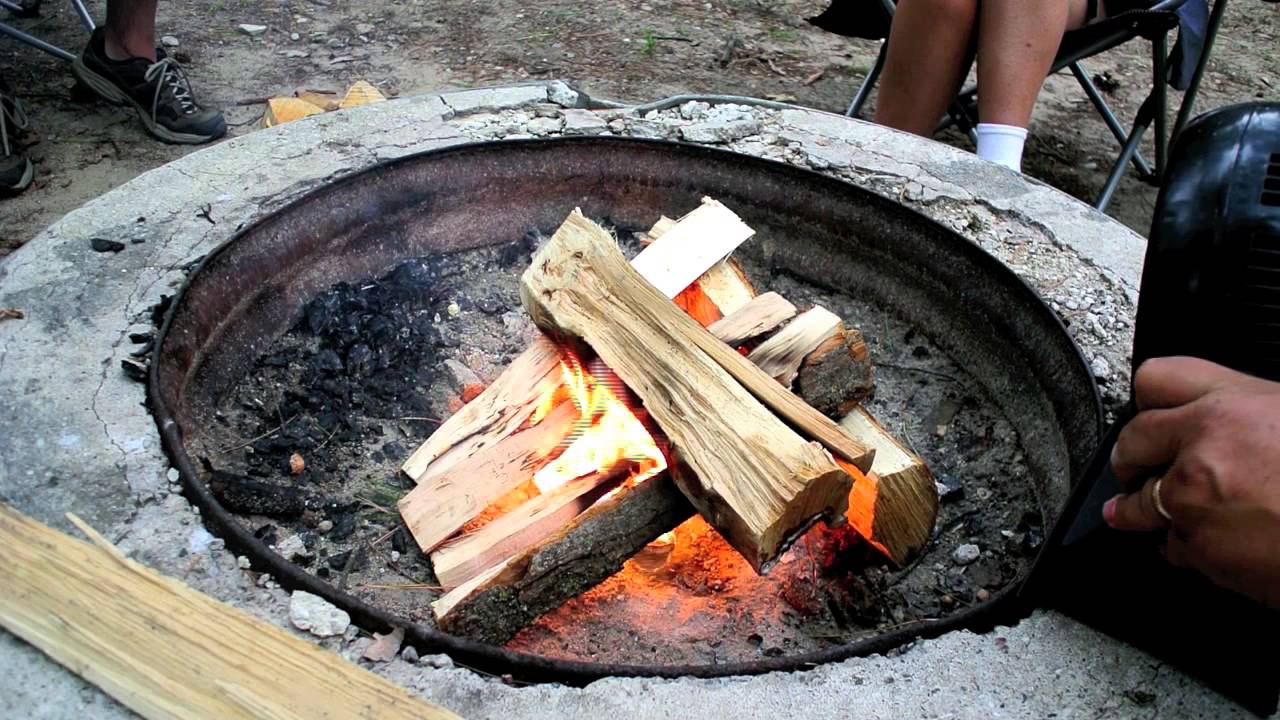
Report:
1,1,1277,256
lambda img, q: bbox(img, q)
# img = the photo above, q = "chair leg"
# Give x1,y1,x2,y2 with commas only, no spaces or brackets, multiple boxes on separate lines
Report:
0,21,76,62
1152,33,1169,181
71,0,96,32
847,41,888,119
1171,0,1229,143
1068,61,1153,179
1097,95,1157,212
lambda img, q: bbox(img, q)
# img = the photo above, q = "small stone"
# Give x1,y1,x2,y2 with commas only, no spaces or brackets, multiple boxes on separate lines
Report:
160,35,180,48
317,519,334,534
90,238,126,253
940,594,955,607
237,555,252,569
289,452,306,475
935,479,965,504
167,467,180,483
531,103,561,118
679,100,710,120
420,653,454,669
343,624,360,642
289,591,351,637
255,573,271,588
238,23,268,37
446,301,461,317
1091,356,1112,381
607,118,626,133
976,589,991,602
355,22,375,35
401,645,419,664
390,551,401,563
275,534,307,562
290,31,301,41
562,109,607,135
953,544,981,566
526,116,565,136
280,49,310,58
547,80,580,107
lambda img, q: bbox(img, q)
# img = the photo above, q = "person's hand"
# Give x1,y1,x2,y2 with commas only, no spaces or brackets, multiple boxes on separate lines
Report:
1104,356,1280,609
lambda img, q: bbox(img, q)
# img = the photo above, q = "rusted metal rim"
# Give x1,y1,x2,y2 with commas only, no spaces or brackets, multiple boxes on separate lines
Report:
148,135,1103,684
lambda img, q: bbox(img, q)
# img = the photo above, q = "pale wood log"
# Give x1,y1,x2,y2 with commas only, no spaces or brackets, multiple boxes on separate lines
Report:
706,292,797,346
747,306,844,386
838,408,938,565
0,505,461,720
429,462,630,590
521,209,857,572
398,398,579,554
647,211,756,316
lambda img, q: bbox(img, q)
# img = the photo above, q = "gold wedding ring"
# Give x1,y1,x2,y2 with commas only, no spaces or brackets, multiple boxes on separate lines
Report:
1151,477,1172,522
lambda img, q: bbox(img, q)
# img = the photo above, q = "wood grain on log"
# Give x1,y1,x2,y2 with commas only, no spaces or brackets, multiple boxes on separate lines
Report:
0,505,461,720
706,292,797,346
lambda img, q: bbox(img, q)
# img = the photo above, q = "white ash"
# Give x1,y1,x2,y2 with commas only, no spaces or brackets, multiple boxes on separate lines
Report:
289,591,351,638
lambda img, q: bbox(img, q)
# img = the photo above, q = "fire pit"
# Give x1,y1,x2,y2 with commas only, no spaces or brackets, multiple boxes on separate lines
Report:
149,136,1100,682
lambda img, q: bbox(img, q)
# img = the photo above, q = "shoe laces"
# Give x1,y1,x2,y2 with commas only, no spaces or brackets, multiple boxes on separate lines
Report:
143,57,198,120
0,86,30,158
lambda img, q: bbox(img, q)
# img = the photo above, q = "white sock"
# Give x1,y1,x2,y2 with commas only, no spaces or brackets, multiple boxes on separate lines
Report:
975,123,1029,173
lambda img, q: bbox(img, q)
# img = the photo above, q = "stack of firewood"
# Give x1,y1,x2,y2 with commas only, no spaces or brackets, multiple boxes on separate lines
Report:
396,199,939,644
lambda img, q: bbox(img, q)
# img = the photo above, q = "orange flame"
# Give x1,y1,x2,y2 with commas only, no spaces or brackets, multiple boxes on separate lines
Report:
533,353,666,495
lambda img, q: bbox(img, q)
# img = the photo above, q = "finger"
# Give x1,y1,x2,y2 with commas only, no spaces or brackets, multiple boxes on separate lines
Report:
1110,407,1184,488
1133,356,1250,410
1103,477,1169,532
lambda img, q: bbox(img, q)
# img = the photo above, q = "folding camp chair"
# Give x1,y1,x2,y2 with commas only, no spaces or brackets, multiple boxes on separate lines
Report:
0,0,95,63
811,0,1230,212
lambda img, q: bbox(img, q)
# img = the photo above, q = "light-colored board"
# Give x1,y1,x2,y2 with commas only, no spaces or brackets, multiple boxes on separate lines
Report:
706,292,798,346
0,505,462,720
630,197,755,299
521,209,856,572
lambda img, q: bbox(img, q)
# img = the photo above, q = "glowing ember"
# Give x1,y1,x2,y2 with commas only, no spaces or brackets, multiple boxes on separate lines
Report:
533,353,666,495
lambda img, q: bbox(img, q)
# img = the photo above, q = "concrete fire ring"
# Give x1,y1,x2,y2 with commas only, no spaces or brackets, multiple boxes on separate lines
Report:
0,81,1250,719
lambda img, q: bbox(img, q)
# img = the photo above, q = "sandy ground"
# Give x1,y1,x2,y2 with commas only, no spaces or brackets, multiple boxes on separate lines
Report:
0,1,1277,255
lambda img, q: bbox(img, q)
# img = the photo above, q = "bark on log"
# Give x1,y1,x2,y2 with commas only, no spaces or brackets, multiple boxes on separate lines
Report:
747,306,844,386
520,209,858,572
795,325,875,418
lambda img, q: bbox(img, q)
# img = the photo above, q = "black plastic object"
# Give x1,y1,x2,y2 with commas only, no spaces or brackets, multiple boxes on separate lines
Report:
1023,102,1280,717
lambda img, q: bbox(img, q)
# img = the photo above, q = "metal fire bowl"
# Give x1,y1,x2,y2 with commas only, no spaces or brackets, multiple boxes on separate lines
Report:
150,137,1102,683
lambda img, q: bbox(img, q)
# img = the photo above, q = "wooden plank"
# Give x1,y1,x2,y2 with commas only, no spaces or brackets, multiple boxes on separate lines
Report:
838,408,939,565
521,209,855,572
706,292,798,346
429,462,630,590
398,399,579,554
0,504,462,720
630,198,756,299
747,306,844,386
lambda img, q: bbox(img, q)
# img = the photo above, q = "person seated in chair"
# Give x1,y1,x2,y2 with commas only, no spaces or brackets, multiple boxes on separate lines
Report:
2,0,225,197
873,0,1151,172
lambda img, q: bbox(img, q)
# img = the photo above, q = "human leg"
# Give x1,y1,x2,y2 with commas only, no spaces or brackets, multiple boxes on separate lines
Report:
873,0,979,137
0,75,34,196
103,0,159,63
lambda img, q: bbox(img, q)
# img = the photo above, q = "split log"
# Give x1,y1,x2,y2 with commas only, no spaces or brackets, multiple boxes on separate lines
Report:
0,505,461,720
838,408,938,565
794,325,875,417
397,399,579,554
430,461,631,590
521,209,860,571
706,292,797,346
432,472,694,642
630,198,753,299
647,212,756,317
747,306,843,386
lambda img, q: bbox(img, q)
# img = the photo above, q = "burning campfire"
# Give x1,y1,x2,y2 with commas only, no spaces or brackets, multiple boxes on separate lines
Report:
397,198,940,643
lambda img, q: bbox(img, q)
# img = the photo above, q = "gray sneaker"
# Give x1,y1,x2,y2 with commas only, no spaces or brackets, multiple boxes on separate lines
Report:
0,77,33,197
72,27,226,144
